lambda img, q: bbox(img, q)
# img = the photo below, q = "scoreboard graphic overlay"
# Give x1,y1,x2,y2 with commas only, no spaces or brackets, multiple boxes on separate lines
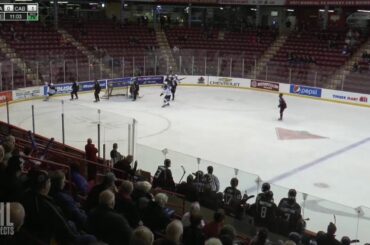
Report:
0,3,38,21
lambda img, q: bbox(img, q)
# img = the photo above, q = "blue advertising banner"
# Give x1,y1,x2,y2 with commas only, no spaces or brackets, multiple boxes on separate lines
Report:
289,84,322,98
43,80,107,95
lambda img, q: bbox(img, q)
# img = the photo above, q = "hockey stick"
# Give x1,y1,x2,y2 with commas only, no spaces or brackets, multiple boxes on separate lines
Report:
179,165,186,183
350,240,360,244
333,214,336,224
28,130,37,152
39,137,54,160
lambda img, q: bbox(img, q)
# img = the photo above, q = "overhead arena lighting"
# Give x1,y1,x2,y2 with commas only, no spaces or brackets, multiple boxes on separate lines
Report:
319,9,334,13
287,9,294,12
357,9,370,13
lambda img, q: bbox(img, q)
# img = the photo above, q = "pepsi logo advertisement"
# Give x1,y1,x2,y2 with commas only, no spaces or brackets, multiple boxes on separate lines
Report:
290,84,322,98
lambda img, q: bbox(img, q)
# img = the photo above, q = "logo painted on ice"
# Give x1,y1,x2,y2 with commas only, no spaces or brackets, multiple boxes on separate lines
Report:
290,84,322,98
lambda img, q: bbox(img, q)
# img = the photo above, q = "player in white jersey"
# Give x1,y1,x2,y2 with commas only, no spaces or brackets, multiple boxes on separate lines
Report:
160,85,172,107
44,82,56,101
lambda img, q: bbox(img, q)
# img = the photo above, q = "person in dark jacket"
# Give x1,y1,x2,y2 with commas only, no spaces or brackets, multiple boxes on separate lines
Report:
0,155,24,202
152,159,175,191
142,193,171,231
114,155,137,179
182,213,206,245
50,170,88,230
84,172,117,211
21,170,78,244
85,138,98,181
316,222,342,245
176,174,199,202
88,189,132,245
131,78,140,101
70,163,89,195
94,80,101,102
115,180,141,228
71,81,79,100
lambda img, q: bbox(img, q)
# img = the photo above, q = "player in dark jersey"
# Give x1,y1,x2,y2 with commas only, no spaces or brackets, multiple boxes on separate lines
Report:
152,159,175,191
70,81,79,100
278,189,302,235
255,182,271,206
254,190,278,232
131,78,140,101
223,178,243,217
278,93,287,121
94,80,101,102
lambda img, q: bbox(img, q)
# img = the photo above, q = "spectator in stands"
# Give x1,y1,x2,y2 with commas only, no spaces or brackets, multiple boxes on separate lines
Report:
85,138,98,181
205,238,223,245
288,232,302,244
352,61,359,73
316,222,341,245
173,45,180,54
110,143,124,165
21,170,78,244
88,189,132,245
0,155,24,201
182,202,205,228
3,135,16,166
49,170,88,230
114,155,138,179
152,159,176,191
203,166,220,192
84,172,118,211
130,225,154,245
154,220,183,245
115,180,141,228
203,210,225,238
182,213,206,245
142,193,171,231
132,181,153,203
70,162,89,195
249,228,269,245
176,174,199,202
278,189,302,235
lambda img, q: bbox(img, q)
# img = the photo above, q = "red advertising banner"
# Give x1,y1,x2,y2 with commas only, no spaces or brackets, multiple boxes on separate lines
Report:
286,0,370,5
0,91,12,103
218,0,285,4
251,80,279,91
157,0,218,3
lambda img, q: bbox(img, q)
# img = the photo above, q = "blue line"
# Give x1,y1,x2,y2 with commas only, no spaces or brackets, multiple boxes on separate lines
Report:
268,137,370,183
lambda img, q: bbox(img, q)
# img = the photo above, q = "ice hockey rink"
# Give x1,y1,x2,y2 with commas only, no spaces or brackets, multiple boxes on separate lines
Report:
1,85,370,240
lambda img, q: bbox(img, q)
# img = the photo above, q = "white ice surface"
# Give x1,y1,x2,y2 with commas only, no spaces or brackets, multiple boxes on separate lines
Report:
1,86,370,240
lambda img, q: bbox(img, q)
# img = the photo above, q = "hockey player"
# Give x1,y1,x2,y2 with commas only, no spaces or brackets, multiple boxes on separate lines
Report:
94,80,101,102
44,82,56,101
152,159,175,191
160,84,172,107
278,93,287,121
254,190,278,232
171,74,179,100
131,78,140,101
278,189,302,235
70,81,79,100
223,177,243,218
255,182,272,205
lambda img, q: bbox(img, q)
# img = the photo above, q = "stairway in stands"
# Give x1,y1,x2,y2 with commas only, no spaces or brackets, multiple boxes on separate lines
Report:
254,34,288,80
0,37,39,88
330,38,370,91
155,29,178,74
58,29,115,79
